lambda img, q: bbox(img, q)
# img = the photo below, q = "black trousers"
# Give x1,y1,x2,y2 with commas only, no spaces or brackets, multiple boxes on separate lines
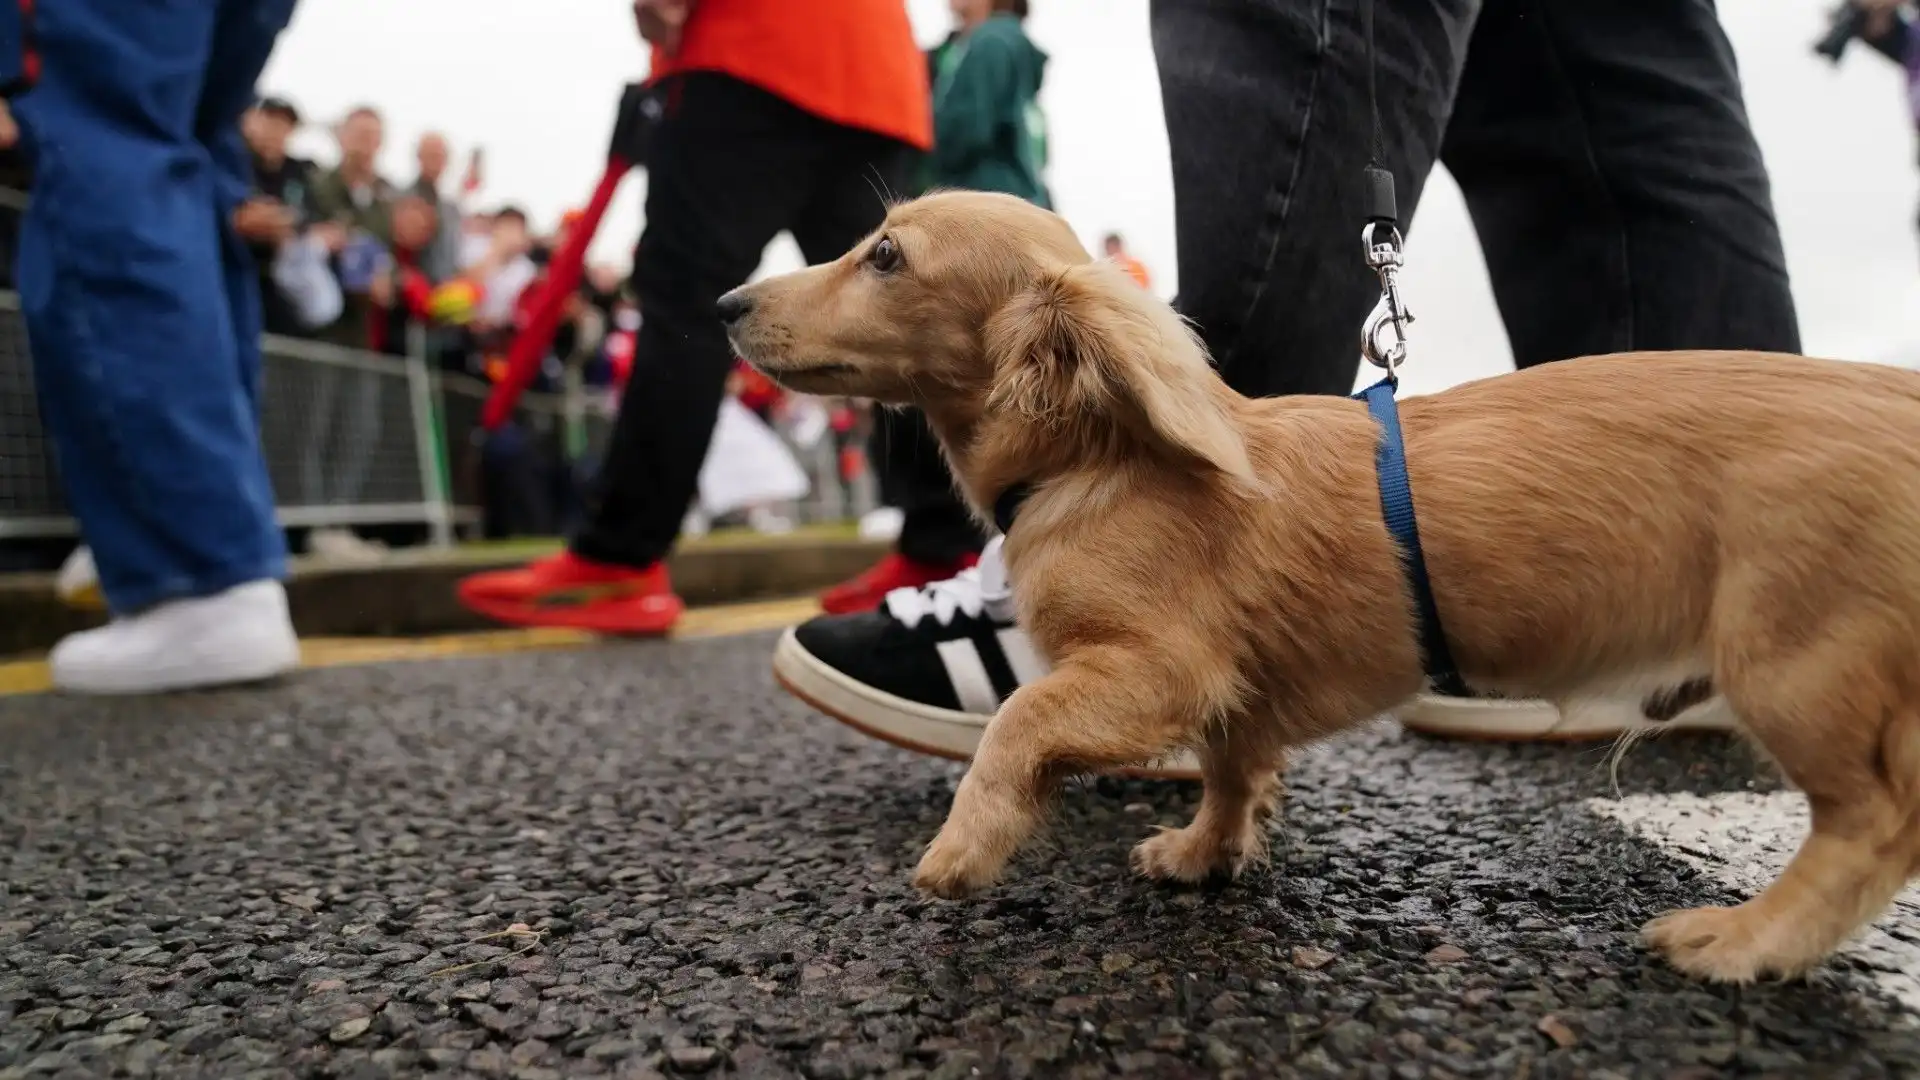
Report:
1154,0,1801,396
570,74,980,569
870,406,989,564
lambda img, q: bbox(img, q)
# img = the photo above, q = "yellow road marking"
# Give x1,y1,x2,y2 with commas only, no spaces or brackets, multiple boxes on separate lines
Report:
675,595,821,639
0,664,49,697
0,596,821,699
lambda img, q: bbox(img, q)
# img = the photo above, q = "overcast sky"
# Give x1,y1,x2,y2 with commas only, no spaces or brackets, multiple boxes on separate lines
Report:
262,0,1920,393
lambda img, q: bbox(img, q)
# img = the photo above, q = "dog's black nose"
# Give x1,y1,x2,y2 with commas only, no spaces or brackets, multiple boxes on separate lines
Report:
715,290,753,326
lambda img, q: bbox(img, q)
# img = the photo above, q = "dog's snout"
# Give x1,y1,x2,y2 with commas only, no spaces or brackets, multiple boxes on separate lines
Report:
715,290,753,326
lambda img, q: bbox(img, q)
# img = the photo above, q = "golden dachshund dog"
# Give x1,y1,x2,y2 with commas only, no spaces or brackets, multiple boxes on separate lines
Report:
722,190,1920,984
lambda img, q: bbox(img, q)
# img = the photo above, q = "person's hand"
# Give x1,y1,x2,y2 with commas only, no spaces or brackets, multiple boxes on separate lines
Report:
634,0,692,54
369,267,395,309
0,100,17,150
306,220,348,254
233,198,296,245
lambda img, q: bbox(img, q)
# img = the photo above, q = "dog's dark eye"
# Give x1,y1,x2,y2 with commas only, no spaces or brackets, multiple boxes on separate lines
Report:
869,236,902,274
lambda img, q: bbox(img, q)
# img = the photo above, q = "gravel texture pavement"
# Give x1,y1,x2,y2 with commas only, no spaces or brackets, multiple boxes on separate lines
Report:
3,631,1917,1078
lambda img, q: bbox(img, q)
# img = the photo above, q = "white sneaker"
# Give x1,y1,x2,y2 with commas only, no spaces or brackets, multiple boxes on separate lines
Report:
50,580,300,695
55,545,105,610
307,527,387,565
1393,687,1735,740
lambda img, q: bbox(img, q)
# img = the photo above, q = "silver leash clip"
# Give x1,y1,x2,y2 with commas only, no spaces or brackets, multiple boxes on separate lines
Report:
1360,222,1413,378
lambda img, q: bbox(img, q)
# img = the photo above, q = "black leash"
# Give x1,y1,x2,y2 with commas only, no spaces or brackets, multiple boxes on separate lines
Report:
1361,0,1396,235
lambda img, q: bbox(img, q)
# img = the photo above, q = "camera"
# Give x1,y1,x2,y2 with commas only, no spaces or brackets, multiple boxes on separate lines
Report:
1814,1,1870,63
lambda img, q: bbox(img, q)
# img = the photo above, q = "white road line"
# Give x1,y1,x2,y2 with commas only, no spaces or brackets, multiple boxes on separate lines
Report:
1588,790,1920,1010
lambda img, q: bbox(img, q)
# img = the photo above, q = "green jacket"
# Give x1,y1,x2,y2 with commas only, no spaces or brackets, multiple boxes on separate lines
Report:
309,167,397,243
926,16,1050,208
308,168,398,349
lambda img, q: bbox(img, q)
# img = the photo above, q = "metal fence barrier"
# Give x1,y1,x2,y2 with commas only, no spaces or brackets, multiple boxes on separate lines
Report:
0,292,61,539
0,292,875,545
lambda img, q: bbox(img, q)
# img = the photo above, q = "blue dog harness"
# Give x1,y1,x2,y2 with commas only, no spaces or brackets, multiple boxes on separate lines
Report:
1355,378,1468,697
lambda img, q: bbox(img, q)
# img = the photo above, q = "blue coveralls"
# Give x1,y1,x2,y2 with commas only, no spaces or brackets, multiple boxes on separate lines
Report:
1,0,298,613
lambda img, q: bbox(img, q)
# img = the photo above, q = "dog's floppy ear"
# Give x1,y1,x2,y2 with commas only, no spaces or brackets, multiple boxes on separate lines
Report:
984,261,1253,483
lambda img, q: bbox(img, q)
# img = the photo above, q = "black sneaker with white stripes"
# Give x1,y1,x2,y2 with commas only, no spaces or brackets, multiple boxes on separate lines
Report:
772,565,1202,779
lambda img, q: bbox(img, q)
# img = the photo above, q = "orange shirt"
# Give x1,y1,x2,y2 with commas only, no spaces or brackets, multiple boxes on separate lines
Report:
649,0,932,151
1113,254,1151,290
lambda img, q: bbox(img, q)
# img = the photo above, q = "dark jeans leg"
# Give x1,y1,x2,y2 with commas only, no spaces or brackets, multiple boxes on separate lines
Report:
1151,0,1479,398
570,74,829,569
785,136,987,565
1441,0,1800,362
1152,0,1798,400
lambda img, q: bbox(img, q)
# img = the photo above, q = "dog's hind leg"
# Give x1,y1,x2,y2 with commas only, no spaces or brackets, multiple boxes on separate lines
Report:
1642,643,1920,983
1131,718,1286,884
912,647,1217,899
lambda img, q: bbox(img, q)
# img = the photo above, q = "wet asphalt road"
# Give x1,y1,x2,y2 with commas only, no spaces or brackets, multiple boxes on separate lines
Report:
3,631,1918,1079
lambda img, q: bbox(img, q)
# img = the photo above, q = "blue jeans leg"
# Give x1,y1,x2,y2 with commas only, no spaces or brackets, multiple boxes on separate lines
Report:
13,0,298,613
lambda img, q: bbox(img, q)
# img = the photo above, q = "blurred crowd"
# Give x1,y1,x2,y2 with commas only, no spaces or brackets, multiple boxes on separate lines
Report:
220,77,1155,554
231,95,908,547
239,99,628,387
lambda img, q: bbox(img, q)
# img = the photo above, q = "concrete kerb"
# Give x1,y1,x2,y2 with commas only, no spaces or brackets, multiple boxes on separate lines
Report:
0,535,887,655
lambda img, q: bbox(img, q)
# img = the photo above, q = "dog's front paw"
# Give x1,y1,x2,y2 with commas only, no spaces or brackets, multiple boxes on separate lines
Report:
913,830,1006,899
1642,905,1812,984
1131,825,1267,885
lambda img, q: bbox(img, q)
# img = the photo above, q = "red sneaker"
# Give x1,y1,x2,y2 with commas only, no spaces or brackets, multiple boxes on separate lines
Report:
819,552,980,615
456,551,684,635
